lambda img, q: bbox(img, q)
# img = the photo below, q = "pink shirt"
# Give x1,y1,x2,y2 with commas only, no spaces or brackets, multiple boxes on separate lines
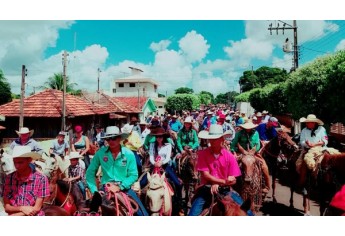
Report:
197,147,241,185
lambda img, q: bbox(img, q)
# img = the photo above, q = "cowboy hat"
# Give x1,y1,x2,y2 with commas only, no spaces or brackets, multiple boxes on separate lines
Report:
121,124,134,134
67,151,84,160
102,126,128,139
150,127,168,136
256,112,262,117
262,110,269,114
198,124,232,140
184,117,193,123
239,121,258,130
58,131,66,136
74,125,83,133
299,114,324,125
15,127,34,137
139,120,148,125
12,146,41,160
172,115,178,119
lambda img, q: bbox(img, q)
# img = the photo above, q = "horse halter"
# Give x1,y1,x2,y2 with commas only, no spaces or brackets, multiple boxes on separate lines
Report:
44,181,72,208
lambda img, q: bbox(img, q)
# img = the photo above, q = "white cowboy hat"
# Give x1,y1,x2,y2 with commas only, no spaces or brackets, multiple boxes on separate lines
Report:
67,151,84,160
184,117,193,123
15,127,34,137
198,124,232,139
102,126,129,139
139,120,148,125
206,111,213,115
256,112,262,117
121,124,134,134
239,121,258,130
12,146,41,160
299,114,324,125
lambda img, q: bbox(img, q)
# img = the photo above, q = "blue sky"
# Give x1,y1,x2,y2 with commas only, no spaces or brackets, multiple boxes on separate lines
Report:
1,3,345,97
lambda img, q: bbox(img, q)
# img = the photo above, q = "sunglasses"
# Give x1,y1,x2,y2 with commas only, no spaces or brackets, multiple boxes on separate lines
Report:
105,136,120,141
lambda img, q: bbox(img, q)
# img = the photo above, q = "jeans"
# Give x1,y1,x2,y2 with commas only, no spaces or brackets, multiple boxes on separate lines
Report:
132,151,142,175
100,185,149,216
77,181,86,199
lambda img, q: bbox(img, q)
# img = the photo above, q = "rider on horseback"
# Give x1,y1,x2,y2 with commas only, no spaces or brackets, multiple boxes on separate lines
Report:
176,117,199,159
85,126,149,216
230,121,271,194
188,124,242,216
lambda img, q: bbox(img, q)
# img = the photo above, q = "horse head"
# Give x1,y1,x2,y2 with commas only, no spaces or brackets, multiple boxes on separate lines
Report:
34,153,58,179
211,191,254,216
277,130,299,156
146,172,167,215
238,147,258,183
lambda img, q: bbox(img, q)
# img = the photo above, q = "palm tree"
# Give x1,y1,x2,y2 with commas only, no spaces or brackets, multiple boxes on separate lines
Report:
41,73,79,94
0,69,12,105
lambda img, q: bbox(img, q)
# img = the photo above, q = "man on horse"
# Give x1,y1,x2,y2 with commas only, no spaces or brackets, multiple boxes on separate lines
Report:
2,146,50,216
49,131,70,157
176,117,199,159
10,127,43,155
188,124,241,216
85,126,149,216
230,121,271,194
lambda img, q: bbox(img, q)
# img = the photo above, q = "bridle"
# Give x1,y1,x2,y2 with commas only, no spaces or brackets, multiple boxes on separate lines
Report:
44,181,72,208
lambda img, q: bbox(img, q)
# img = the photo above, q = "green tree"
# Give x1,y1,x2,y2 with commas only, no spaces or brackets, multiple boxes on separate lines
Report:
215,91,239,104
41,73,78,93
198,91,214,105
165,94,200,112
175,87,194,94
158,93,166,97
0,69,12,105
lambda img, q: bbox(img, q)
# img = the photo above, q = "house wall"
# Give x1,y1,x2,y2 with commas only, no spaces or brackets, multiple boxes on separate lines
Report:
111,82,158,98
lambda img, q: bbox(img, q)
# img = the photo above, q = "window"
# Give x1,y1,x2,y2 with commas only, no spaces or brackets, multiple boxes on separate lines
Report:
129,83,136,87
154,85,157,92
118,83,124,87
113,89,116,93
158,106,163,108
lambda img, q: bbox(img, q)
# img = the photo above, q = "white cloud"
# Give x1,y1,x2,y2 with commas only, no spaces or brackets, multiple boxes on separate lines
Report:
192,77,230,95
149,40,171,52
271,54,294,71
335,39,345,51
179,30,210,63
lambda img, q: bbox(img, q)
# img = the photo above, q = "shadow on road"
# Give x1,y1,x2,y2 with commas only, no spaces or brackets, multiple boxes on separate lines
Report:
259,201,304,216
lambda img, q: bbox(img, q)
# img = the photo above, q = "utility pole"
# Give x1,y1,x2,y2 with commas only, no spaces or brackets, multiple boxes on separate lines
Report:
97,68,101,104
19,65,27,129
62,50,68,131
268,20,299,70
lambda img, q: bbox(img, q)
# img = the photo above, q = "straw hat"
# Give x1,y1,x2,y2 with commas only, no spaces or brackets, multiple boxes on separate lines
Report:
150,127,168,136
262,110,269,114
239,121,258,130
299,114,324,125
198,124,232,139
15,127,34,137
12,146,41,160
184,117,193,123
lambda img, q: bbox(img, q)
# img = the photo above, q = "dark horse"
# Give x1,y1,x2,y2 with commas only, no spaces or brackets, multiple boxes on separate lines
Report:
176,149,199,214
260,130,299,205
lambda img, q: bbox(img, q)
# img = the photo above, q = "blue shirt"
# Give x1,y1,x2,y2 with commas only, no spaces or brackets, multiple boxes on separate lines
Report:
169,120,183,132
256,123,277,141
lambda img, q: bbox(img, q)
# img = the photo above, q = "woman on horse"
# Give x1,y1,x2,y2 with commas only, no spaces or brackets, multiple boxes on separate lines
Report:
139,127,182,202
71,125,91,169
230,121,271,194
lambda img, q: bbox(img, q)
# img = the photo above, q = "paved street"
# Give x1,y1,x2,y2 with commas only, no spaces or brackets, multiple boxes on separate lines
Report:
257,176,320,216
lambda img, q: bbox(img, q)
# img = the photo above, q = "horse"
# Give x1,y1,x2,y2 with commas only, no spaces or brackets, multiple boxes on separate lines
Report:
175,149,199,212
323,184,345,216
199,189,254,216
260,130,299,205
146,172,173,216
236,147,263,213
318,152,345,215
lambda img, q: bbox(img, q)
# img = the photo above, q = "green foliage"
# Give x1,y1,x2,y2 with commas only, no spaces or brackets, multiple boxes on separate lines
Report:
158,93,166,97
215,91,239,104
234,89,259,102
0,70,12,105
41,73,79,94
165,94,200,112
249,84,278,112
198,91,214,105
266,83,288,115
11,94,20,99
239,66,288,92
175,87,194,94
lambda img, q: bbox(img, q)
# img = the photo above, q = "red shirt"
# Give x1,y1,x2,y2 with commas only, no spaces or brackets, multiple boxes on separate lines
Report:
3,170,50,216
197,147,241,185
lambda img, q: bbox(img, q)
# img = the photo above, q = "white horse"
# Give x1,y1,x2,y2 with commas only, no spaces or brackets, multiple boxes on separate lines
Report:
0,149,14,215
146,172,174,216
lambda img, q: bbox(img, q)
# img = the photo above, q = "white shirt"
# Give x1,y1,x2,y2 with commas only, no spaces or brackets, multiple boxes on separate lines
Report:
300,126,328,149
140,128,151,144
149,143,172,165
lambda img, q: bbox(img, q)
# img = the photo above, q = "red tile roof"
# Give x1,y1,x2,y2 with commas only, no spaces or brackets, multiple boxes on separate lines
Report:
81,92,142,114
0,89,101,117
115,97,149,110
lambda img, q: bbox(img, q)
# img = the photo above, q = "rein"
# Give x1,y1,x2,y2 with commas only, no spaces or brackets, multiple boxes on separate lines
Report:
59,181,73,208
106,183,139,216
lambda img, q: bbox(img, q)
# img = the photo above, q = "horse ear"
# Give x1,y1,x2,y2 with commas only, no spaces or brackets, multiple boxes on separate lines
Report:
90,191,102,212
240,198,252,212
147,172,151,182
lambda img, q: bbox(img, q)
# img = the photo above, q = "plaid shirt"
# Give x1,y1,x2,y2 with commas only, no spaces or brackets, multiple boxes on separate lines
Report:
3,170,50,216
68,164,85,182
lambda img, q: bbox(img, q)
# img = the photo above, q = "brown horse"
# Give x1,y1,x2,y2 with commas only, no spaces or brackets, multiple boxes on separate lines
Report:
176,149,199,213
199,190,254,216
236,148,263,213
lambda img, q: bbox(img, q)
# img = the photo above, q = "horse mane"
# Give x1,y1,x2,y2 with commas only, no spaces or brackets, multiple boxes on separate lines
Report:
56,179,84,208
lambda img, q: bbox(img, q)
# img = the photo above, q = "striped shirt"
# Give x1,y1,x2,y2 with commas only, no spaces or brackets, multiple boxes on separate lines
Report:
3,170,50,216
68,163,85,182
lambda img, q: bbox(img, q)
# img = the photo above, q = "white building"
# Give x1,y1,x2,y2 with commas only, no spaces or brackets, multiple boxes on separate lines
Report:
111,67,159,98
